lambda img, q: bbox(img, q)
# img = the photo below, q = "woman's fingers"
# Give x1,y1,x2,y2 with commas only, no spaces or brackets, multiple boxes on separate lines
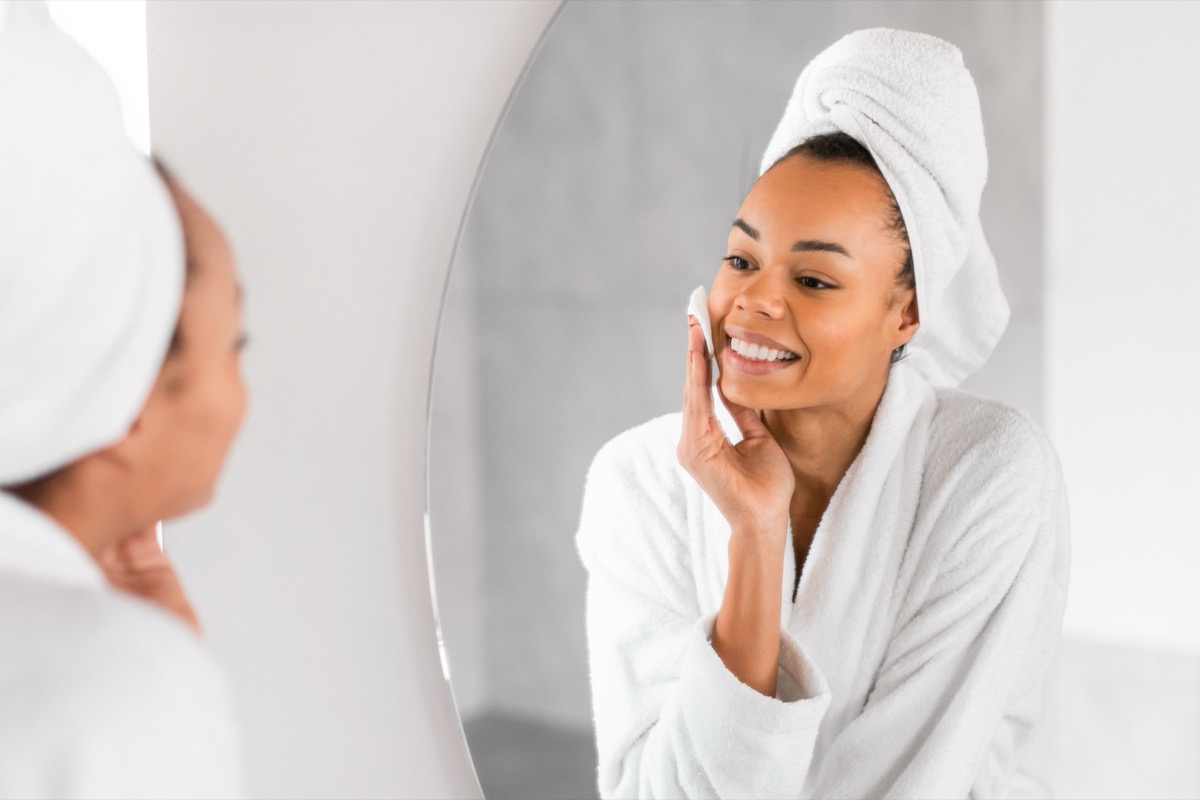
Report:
679,316,793,534
98,525,163,572
99,525,201,633
682,317,770,447
684,316,715,419
680,316,724,470
687,316,711,387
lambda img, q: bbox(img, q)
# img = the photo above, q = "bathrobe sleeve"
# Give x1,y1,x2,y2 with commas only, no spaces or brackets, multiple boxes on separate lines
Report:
576,424,832,800
808,411,1071,799
5,593,245,800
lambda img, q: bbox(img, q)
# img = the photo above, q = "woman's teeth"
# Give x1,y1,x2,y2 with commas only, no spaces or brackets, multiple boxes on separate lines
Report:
729,337,798,363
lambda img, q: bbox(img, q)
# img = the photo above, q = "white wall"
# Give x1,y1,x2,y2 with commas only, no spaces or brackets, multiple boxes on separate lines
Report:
1046,0,1200,655
147,3,558,797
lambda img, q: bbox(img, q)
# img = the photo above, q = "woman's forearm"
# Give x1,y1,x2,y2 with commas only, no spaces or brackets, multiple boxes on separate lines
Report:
712,523,786,696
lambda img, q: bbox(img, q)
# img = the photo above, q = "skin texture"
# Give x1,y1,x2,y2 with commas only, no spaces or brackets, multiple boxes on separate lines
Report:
677,153,918,695
16,180,246,632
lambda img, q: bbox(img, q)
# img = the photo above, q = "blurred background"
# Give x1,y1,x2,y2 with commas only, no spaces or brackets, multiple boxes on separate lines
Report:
429,2,1199,799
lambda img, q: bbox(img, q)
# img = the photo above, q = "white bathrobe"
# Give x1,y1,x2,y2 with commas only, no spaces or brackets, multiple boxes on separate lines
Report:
576,363,1070,799
0,492,243,799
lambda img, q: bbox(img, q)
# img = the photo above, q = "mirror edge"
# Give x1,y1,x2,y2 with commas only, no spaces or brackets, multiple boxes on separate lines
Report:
421,3,569,796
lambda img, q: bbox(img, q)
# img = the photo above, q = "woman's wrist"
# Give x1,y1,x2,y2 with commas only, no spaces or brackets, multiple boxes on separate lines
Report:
729,516,789,551
716,535,786,696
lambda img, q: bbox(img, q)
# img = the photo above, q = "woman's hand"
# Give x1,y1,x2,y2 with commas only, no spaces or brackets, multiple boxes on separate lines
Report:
679,316,792,695
677,316,794,540
98,525,201,633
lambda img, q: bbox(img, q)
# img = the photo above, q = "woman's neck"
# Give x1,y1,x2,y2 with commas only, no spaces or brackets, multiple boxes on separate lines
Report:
11,470,139,561
762,382,885,507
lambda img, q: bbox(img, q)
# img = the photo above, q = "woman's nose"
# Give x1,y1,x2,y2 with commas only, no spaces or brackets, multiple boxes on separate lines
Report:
735,271,787,319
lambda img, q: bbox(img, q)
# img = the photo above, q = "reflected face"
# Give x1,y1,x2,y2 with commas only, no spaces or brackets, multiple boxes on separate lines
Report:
709,154,916,413
136,182,247,519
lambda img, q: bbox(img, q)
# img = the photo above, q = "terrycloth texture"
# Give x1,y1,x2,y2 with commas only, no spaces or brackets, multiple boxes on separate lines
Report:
760,28,1009,388
576,362,1071,798
0,1,184,484
0,491,244,798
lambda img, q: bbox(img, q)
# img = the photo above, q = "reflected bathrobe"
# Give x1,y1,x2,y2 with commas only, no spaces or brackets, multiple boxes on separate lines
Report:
576,363,1070,799
0,492,242,799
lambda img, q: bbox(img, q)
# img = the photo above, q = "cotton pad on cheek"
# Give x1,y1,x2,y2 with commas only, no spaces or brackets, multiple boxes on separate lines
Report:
687,285,720,386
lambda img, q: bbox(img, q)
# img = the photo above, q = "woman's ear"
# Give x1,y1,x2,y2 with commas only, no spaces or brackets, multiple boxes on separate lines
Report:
895,291,920,347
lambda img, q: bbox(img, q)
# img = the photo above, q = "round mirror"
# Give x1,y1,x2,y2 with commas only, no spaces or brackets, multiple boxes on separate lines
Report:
429,2,1199,798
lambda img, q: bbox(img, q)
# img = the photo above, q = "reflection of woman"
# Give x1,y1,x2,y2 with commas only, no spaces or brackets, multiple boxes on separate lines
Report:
0,7,244,796
577,29,1068,799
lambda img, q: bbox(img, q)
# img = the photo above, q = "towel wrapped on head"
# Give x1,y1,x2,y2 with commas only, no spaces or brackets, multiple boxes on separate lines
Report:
0,1,184,485
760,28,1008,388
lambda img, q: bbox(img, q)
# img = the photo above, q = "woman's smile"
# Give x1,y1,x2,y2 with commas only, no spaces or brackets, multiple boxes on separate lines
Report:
721,325,802,376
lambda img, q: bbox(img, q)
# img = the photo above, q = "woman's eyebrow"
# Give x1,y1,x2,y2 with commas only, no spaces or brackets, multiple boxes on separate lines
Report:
793,239,850,257
732,218,760,239
732,218,851,257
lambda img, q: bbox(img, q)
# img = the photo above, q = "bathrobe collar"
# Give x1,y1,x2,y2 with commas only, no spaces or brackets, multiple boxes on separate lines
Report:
0,491,104,590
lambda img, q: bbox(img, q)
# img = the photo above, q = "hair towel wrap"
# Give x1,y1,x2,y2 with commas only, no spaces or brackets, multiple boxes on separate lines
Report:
0,1,184,484
760,28,1009,387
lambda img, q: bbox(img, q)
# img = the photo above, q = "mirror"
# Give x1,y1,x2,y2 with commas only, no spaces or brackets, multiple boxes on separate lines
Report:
430,2,1198,798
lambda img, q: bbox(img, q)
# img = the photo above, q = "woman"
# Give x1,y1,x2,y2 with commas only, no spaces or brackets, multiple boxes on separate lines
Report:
577,29,1069,799
0,5,244,797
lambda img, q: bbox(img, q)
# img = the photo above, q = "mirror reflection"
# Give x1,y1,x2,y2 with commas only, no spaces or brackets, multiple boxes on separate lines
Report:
430,2,1198,798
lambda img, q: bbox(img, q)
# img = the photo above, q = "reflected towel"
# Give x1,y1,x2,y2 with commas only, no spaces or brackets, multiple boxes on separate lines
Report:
760,28,1009,388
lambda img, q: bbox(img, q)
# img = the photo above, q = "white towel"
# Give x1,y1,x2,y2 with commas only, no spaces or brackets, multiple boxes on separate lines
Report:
760,28,1009,388
0,1,183,484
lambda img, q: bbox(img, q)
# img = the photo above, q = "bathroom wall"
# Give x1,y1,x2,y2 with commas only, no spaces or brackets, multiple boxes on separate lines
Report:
147,2,558,797
1045,0,1200,656
1035,9,1200,791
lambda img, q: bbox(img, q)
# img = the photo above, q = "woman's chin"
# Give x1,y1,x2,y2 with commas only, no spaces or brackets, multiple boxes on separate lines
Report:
158,483,216,523
718,376,774,411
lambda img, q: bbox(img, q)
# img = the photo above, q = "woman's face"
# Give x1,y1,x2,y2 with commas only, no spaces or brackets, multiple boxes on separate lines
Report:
709,153,918,414
134,182,247,520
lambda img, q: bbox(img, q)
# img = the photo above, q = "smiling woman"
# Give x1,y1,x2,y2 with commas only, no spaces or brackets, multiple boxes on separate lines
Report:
715,140,917,409
707,139,920,601
575,28,1068,799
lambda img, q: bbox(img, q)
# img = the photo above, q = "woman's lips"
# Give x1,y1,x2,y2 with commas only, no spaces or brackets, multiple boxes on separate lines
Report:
719,327,801,376
723,325,797,355
722,345,801,375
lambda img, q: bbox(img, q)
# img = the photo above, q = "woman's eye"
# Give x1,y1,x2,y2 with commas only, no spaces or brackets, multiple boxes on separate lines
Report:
798,276,830,289
723,255,752,271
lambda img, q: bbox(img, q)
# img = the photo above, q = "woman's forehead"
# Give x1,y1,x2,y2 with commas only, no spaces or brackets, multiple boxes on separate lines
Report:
172,186,235,276
737,156,893,240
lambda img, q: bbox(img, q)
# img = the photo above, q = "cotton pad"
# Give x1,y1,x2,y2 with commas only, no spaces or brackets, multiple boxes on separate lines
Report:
687,285,719,385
